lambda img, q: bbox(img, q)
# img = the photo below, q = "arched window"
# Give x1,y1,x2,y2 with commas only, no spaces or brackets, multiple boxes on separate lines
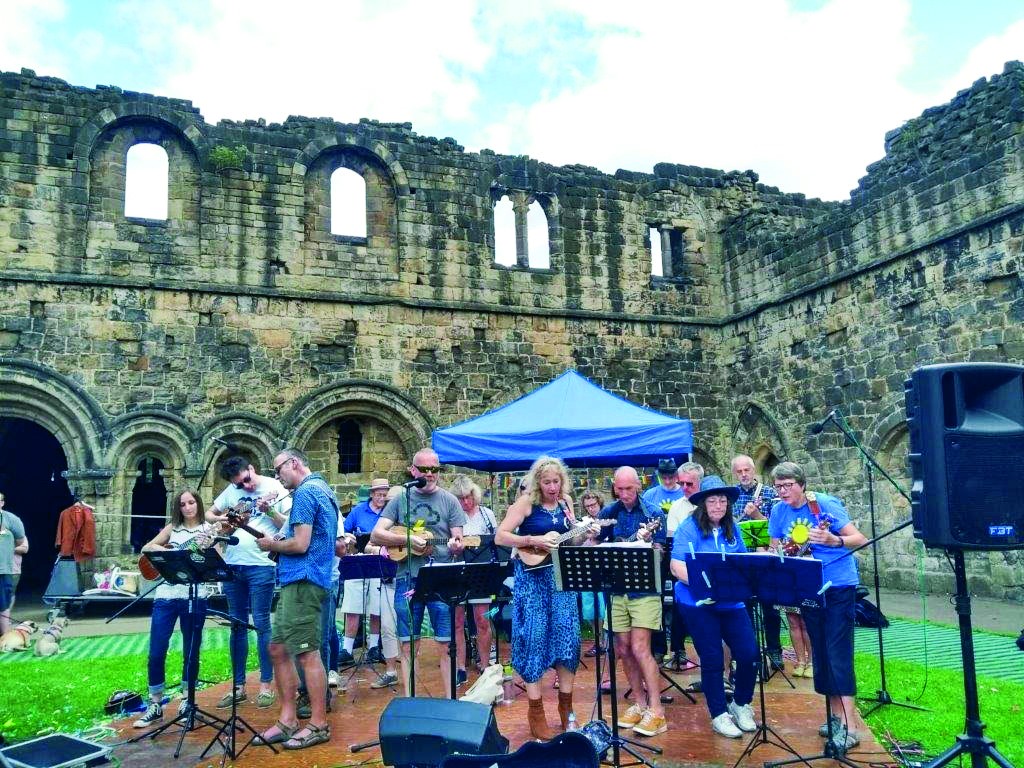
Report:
337,419,362,473
124,143,168,220
330,167,367,238
650,227,663,277
131,456,167,552
526,200,550,269
493,195,516,266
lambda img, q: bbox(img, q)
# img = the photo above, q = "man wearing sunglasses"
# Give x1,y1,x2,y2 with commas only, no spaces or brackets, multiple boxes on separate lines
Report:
207,455,291,710
371,448,466,699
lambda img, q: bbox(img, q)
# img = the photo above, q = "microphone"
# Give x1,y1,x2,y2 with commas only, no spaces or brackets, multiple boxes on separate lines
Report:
809,409,838,435
403,477,427,489
213,437,239,451
212,535,239,546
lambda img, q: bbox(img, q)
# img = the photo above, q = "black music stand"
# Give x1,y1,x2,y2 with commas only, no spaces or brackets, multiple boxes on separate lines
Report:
553,545,663,768
200,606,271,764
340,554,399,695
130,548,234,760
687,551,833,768
737,521,794,687
415,561,510,699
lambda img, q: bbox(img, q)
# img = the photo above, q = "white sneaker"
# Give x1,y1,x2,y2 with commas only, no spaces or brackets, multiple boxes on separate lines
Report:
727,701,757,732
132,702,163,728
328,670,340,688
712,712,742,738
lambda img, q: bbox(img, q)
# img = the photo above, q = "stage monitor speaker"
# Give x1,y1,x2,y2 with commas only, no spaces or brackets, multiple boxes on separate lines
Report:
905,362,1024,550
379,697,509,768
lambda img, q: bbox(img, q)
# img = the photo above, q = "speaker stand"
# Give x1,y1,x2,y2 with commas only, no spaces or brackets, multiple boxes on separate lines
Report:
857,465,928,717
924,551,1013,768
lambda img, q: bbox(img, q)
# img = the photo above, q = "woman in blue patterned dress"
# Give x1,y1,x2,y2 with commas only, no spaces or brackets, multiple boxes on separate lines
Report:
496,455,591,740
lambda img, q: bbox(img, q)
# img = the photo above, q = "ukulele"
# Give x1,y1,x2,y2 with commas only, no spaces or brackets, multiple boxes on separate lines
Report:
628,517,662,542
138,528,218,581
517,516,618,569
386,526,481,562
780,492,836,556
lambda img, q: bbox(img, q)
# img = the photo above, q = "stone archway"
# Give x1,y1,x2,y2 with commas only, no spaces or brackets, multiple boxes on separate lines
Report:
106,410,193,556
196,412,281,506
733,401,791,471
281,380,433,497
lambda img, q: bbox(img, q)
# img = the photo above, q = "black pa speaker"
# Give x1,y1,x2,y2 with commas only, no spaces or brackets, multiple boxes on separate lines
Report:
905,362,1024,549
379,697,509,768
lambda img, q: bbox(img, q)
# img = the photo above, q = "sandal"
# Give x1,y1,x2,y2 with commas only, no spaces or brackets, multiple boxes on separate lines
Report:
283,722,331,750
255,720,298,745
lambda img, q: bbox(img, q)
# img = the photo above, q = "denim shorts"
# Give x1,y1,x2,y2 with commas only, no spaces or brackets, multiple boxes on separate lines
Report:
394,577,452,642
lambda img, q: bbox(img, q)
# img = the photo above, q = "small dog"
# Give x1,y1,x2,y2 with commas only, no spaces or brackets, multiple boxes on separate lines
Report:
0,619,38,653
34,615,69,657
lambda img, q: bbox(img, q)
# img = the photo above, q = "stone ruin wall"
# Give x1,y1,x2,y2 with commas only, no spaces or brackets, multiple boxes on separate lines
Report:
1,63,1022,599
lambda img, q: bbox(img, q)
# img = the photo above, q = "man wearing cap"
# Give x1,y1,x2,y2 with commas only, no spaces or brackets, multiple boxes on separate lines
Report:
642,458,685,514
339,478,391,667
598,466,669,737
730,454,784,671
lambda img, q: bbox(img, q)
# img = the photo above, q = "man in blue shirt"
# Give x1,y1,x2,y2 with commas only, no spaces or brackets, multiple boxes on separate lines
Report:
641,458,685,514
598,467,669,737
256,448,343,751
339,478,390,666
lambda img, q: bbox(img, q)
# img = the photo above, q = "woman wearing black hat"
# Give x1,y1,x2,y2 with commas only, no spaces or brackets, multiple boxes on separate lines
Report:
669,476,759,739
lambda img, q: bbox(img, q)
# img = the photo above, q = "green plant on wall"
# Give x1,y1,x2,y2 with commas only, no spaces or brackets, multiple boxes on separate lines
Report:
209,144,249,171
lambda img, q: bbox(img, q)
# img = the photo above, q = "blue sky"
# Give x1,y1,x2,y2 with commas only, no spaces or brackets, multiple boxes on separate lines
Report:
2,0,1023,200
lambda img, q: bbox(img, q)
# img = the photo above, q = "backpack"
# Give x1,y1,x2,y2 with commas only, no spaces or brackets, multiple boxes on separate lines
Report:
854,596,889,628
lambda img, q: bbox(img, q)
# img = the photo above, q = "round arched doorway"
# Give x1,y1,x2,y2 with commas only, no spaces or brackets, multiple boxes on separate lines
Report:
0,418,75,597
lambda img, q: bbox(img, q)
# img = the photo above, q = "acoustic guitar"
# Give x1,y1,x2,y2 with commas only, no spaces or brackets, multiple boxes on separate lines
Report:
387,526,482,562
516,516,617,569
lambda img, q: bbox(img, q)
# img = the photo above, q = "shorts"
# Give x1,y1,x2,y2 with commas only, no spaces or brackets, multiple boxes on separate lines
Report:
395,576,451,642
340,578,382,615
271,580,327,657
610,594,661,632
802,585,856,696
0,574,13,612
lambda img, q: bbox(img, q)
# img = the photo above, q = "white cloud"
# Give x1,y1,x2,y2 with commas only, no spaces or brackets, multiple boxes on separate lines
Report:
470,0,923,200
0,0,68,76
127,0,493,130
939,18,1024,99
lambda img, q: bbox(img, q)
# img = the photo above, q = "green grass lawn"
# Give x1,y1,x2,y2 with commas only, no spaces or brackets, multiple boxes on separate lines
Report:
855,653,1023,765
0,630,248,742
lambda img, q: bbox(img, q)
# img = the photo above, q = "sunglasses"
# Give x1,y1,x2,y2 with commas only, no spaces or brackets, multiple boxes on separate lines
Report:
415,465,442,473
233,472,253,489
273,458,294,477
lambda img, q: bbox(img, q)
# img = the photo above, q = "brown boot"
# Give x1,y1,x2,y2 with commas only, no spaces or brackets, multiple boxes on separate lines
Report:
557,691,573,731
527,698,556,741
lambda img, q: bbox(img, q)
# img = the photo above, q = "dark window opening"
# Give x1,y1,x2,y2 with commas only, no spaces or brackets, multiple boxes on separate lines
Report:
131,456,167,552
337,420,362,473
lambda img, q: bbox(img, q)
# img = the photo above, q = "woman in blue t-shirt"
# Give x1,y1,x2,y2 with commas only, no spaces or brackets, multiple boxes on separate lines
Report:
767,461,867,752
670,476,759,739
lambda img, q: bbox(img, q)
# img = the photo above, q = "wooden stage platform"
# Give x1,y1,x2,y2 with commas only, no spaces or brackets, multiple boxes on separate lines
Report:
107,646,889,768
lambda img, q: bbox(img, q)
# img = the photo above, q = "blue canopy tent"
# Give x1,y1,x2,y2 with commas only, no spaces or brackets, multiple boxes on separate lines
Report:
432,370,693,471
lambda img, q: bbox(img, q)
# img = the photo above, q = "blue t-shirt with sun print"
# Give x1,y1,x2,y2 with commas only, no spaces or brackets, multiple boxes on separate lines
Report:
768,492,859,588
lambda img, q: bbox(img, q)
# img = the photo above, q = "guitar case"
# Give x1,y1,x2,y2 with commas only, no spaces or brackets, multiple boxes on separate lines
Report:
439,732,599,768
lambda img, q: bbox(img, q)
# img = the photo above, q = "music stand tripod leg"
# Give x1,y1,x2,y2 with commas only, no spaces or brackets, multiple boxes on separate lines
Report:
729,605,806,768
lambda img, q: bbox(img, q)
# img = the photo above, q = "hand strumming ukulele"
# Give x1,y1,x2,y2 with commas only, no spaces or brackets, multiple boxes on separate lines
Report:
517,516,618,569
386,526,482,562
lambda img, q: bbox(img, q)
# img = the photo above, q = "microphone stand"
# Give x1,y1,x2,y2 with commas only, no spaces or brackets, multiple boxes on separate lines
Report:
814,411,928,715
